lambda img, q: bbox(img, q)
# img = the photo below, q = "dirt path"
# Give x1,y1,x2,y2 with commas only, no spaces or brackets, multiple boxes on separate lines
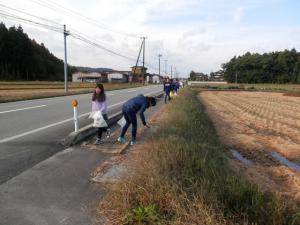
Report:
200,91,300,202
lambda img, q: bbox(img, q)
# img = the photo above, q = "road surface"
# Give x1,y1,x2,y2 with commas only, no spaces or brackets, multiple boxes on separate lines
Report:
0,85,162,184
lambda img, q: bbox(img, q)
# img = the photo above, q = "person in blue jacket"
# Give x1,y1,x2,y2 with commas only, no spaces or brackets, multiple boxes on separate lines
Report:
117,95,156,145
174,79,180,94
163,77,172,104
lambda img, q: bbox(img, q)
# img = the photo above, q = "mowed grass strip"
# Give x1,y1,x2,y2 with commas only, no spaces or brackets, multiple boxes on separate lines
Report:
0,82,144,103
98,88,300,225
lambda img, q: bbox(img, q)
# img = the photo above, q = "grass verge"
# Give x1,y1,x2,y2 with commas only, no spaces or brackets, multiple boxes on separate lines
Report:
98,88,300,225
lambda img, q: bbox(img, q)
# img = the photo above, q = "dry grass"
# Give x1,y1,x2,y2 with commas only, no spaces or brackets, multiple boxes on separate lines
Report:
98,104,234,225
0,82,144,102
200,91,300,202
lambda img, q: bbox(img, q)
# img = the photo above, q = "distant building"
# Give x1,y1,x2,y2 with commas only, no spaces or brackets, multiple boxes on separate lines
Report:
195,72,209,81
108,72,130,83
72,72,108,83
152,74,161,84
72,71,131,83
210,70,225,81
131,66,147,83
144,73,164,84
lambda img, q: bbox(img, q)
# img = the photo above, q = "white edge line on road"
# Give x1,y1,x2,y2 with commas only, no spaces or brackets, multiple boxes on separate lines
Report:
0,90,162,143
0,105,47,114
127,89,138,92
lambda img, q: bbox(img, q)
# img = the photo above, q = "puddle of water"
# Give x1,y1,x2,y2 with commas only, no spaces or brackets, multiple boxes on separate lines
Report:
271,152,300,172
230,149,253,166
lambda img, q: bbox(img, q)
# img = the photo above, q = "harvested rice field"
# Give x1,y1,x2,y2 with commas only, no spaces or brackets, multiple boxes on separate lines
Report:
200,91,300,202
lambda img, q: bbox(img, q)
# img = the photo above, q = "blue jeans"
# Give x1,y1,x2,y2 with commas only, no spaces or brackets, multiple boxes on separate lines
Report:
164,91,171,103
120,107,137,141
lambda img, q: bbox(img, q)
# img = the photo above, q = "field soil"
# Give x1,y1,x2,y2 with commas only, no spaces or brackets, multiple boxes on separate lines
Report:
200,91,300,202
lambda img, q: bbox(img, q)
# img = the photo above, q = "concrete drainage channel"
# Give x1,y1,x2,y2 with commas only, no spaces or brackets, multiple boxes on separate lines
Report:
230,149,300,173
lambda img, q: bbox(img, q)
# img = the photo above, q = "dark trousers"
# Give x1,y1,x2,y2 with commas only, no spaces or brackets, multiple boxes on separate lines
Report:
120,108,137,141
164,91,171,103
97,114,109,139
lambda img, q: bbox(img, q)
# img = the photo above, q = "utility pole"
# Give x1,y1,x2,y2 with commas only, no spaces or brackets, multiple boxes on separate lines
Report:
235,72,238,85
132,39,144,84
140,37,147,72
158,54,162,76
63,24,69,94
164,59,168,76
171,66,173,78
140,36,147,85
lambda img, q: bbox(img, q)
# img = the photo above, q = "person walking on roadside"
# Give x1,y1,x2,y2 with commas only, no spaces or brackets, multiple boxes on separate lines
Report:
163,77,172,104
117,94,156,146
92,83,110,145
174,79,180,94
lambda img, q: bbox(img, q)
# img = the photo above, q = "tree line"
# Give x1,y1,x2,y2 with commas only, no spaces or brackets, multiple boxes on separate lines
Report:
222,49,300,84
0,22,75,81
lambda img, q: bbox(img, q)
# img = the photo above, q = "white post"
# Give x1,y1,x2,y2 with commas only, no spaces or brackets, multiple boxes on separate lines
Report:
73,107,78,132
72,100,78,132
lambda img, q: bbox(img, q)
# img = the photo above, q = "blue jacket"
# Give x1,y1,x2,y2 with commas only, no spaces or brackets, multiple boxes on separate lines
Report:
174,82,180,91
164,81,172,93
123,95,148,125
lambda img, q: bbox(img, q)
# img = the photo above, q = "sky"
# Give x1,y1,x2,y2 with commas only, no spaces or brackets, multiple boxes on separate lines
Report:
0,0,300,77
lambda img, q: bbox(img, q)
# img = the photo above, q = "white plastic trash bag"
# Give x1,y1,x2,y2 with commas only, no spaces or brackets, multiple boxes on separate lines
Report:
88,111,95,119
117,116,126,127
92,111,108,128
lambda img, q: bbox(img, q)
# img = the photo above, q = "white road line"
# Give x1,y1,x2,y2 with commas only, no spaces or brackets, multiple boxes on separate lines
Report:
0,105,47,114
127,89,138,92
0,90,162,143
0,101,127,144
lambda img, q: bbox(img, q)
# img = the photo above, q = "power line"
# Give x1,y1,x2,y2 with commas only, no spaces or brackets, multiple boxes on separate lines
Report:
68,26,138,60
0,9,137,62
0,10,63,33
29,0,139,39
0,9,160,72
0,3,62,26
69,32,136,62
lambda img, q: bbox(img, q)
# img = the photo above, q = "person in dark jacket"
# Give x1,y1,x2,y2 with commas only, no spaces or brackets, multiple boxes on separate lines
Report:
163,77,172,104
117,95,156,145
174,79,180,94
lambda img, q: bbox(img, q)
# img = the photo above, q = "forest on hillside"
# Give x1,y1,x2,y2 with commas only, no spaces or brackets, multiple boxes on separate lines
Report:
0,22,76,81
222,49,300,84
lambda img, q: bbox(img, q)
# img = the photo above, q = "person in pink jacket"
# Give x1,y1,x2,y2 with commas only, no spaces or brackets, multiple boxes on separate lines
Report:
92,83,110,144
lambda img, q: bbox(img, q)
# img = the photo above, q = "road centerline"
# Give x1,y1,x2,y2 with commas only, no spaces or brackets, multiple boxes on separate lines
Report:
0,105,47,114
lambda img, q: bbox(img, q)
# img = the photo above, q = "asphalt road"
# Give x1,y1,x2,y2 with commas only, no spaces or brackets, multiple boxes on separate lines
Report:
0,85,163,184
